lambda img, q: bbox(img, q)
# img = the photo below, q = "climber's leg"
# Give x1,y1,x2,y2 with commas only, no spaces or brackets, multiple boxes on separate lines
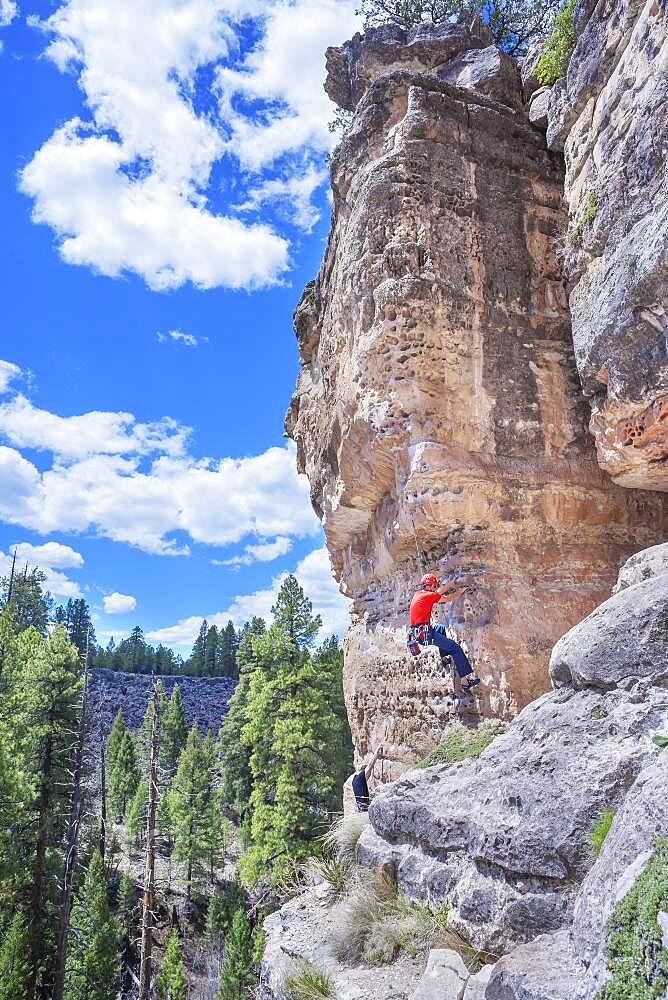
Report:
430,625,474,679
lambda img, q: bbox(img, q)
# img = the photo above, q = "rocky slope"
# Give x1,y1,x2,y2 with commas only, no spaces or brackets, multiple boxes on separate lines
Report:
88,668,235,736
286,13,668,765
546,0,668,491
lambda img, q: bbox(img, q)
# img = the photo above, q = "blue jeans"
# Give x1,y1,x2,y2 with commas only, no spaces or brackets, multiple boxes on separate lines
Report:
430,624,473,678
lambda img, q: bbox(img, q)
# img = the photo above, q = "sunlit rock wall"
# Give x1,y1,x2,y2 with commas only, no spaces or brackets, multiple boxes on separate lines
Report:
286,16,668,764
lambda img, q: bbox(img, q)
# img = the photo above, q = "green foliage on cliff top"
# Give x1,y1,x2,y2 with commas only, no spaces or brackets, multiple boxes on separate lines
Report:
284,960,334,1000
597,838,668,999
419,719,507,768
535,0,576,85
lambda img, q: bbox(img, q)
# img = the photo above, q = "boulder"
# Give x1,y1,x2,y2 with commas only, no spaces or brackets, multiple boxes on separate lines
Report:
409,949,468,1000
485,930,585,1000
613,542,668,593
463,964,493,1000
437,46,522,107
527,88,549,129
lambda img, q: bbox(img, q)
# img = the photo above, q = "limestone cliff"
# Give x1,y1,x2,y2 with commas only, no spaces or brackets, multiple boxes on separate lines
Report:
546,0,668,491
286,15,668,763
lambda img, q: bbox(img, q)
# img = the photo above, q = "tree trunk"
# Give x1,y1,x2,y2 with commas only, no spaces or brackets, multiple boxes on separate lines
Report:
139,688,159,1000
28,739,52,1000
52,639,90,1000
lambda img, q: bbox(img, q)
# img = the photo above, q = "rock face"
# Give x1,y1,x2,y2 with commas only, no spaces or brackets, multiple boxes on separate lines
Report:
88,668,235,737
546,0,668,490
355,547,668,996
286,15,668,762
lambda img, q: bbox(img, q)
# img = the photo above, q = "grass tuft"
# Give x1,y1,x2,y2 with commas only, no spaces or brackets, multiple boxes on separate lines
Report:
309,855,356,896
418,720,507,769
284,960,335,1000
590,808,615,858
322,812,369,860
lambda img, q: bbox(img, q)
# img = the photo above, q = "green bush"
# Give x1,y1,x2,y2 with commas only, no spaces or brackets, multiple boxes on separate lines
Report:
284,960,334,1000
590,809,615,858
535,0,576,85
568,191,598,246
310,855,356,896
596,838,668,999
419,720,507,768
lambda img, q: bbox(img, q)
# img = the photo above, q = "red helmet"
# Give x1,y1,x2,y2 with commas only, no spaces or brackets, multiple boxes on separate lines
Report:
420,573,439,589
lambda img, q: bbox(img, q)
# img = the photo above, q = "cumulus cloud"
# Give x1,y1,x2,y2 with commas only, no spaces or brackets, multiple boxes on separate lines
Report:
223,534,293,566
146,545,350,647
103,592,137,614
0,0,17,27
0,360,21,394
21,0,360,289
0,439,318,556
0,394,189,461
0,540,84,598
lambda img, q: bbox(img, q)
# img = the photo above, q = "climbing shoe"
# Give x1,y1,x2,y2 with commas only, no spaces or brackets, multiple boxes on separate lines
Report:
462,676,481,691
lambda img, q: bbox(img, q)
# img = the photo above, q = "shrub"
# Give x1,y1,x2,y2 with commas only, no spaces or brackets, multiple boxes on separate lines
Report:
535,0,576,85
335,868,453,966
596,838,668,998
568,191,599,246
419,720,507,768
322,812,369,860
284,960,334,1000
591,809,615,858
310,855,356,896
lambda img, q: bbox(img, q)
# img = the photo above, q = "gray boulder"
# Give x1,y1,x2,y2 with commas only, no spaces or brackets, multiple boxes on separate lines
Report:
437,46,522,108
549,574,668,690
613,542,668,593
486,930,585,1000
528,88,549,129
409,949,468,1000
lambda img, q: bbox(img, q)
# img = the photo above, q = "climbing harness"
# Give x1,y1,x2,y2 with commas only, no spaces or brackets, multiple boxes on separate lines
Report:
407,622,431,656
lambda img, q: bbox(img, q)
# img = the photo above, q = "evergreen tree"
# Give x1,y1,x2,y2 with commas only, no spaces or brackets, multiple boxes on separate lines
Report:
313,637,354,811
171,726,218,899
16,625,83,993
216,908,254,1000
52,599,95,658
204,624,219,676
127,626,146,673
218,618,265,821
0,913,30,1000
217,621,238,679
205,882,245,949
161,685,188,779
239,579,347,885
63,850,120,1000
0,567,52,635
108,733,139,819
155,929,187,1000
125,779,148,848
187,619,208,676
106,709,126,773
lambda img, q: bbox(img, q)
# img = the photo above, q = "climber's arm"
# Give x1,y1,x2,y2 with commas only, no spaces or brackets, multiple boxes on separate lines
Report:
364,744,383,781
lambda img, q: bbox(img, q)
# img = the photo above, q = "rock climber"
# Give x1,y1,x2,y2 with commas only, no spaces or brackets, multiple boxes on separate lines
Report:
407,573,481,692
351,744,384,812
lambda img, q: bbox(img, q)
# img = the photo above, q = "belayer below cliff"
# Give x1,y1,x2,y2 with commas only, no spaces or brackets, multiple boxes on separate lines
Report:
407,574,481,693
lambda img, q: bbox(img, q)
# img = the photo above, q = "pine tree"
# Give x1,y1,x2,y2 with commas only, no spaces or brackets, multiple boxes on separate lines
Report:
239,579,346,885
63,850,120,1000
106,709,126,773
188,619,208,676
217,621,238,679
171,726,218,899
128,626,146,673
0,566,52,635
155,929,187,1000
218,618,265,821
108,733,139,819
0,913,30,1000
216,908,254,1000
161,685,188,779
17,625,83,993
204,624,219,676
125,779,148,847
52,599,95,658
205,882,245,949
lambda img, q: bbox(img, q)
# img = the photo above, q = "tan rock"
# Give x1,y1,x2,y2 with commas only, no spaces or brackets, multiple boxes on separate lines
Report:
287,24,668,763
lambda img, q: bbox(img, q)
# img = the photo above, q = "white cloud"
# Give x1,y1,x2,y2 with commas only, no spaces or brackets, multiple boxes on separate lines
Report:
157,329,205,348
0,360,21,394
0,0,17,27
235,164,327,232
103,591,137,614
11,540,84,568
0,394,189,461
0,441,318,556
146,544,350,647
223,534,293,566
21,0,360,289
0,542,83,598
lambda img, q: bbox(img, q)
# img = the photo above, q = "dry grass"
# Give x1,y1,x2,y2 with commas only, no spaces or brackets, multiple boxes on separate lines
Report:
321,812,369,860
284,960,335,1000
309,855,356,896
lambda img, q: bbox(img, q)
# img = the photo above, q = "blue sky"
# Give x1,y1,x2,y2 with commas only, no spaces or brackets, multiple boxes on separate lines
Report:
0,0,359,651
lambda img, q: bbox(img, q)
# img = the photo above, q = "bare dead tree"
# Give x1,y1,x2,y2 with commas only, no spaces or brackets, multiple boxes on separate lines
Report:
139,685,160,1000
52,629,91,1000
